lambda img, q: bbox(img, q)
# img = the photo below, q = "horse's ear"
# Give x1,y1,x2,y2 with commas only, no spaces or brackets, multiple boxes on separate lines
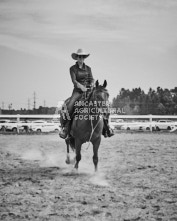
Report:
103,80,107,88
95,80,99,87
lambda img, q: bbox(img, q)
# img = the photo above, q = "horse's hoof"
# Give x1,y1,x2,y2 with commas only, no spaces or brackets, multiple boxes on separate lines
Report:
74,164,78,170
65,159,70,164
70,157,76,165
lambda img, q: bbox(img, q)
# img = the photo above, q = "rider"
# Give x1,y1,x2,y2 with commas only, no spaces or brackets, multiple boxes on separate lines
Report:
59,48,114,139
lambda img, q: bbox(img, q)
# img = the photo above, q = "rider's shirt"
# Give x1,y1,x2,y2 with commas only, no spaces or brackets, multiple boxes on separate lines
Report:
70,62,94,92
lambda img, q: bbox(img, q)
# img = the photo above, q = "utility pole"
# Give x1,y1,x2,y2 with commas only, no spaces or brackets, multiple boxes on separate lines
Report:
28,98,31,110
2,102,4,110
33,92,36,109
8,103,12,110
44,100,46,107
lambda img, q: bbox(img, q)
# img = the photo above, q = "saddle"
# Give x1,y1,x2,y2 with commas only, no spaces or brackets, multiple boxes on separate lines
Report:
60,87,92,127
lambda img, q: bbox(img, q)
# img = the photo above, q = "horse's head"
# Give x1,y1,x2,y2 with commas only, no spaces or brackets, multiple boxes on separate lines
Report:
92,80,109,106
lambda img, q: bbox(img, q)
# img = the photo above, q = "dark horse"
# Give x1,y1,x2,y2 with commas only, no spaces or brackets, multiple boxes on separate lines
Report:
64,80,109,171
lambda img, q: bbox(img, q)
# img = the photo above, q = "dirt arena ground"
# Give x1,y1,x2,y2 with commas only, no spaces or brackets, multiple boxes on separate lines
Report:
0,132,177,221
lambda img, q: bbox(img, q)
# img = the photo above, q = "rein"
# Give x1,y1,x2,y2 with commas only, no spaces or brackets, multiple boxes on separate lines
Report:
86,115,102,149
86,87,108,149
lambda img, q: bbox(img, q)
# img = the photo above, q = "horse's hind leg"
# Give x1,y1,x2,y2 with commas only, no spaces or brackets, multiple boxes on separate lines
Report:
65,139,70,164
92,137,101,172
74,139,82,170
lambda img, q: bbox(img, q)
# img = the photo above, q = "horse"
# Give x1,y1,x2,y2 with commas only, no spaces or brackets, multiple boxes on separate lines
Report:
64,80,109,171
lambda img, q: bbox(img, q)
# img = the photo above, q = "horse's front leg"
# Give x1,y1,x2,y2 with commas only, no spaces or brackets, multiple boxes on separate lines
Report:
74,139,82,170
92,136,101,172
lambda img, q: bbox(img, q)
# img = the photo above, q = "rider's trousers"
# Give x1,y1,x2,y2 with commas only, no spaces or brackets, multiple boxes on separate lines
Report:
67,89,82,118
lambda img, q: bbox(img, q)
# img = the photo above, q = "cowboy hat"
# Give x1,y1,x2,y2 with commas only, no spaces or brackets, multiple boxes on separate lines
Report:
71,48,90,60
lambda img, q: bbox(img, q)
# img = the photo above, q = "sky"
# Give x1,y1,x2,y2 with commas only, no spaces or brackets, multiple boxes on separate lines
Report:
0,0,177,109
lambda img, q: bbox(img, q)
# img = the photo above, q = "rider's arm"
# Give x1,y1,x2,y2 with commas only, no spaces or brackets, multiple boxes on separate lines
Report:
87,67,94,87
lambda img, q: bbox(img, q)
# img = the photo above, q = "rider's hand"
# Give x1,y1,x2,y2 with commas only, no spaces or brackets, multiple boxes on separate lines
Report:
77,82,87,92
80,85,87,92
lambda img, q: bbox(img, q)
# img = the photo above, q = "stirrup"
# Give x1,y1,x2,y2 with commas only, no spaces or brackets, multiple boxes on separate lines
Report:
108,128,114,137
59,133,67,139
65,134,72,142
59,128,68,139
102,129,108,138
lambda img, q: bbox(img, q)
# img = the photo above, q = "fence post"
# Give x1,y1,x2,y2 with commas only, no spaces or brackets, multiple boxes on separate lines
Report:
149,114,152,132
17,114,20,134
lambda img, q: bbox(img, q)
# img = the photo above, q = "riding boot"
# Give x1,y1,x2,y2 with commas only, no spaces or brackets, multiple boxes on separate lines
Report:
107,126,114,137
103,118,114,138
59,121,70,139
102,126,108,137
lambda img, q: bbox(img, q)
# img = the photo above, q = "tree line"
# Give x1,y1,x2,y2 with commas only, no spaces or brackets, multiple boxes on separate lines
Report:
1,86,177,115
111,87,177,115
0,106,58,115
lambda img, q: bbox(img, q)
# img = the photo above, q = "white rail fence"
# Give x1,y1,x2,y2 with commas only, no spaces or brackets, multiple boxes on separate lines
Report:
0,114,60,119
109,115,177,132
0,114,60,133
0,114,177,133
1,114,177,120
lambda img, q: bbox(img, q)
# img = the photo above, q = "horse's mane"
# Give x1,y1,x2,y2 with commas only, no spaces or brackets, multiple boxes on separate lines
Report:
83,80,109,102
94,85,108,93
91,85,109,101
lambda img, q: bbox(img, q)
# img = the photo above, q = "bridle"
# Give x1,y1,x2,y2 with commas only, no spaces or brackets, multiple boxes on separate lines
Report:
91,86,109,109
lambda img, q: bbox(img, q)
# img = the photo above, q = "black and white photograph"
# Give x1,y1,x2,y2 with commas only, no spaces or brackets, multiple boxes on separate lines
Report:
0,0,177,220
